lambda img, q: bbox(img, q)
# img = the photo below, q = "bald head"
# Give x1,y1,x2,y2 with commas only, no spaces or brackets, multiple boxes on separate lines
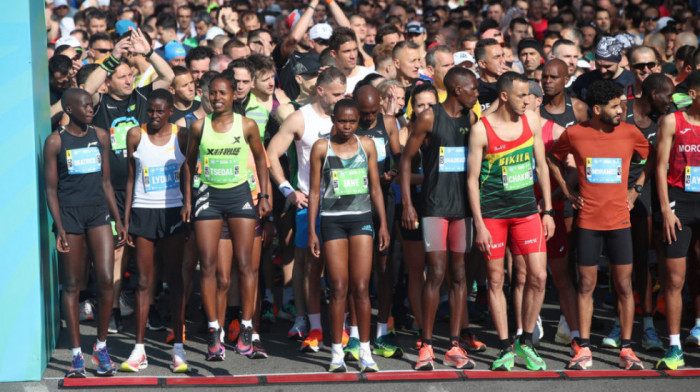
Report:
61,88,91,111
543,58,568,74
541,59,570,96
444,66,476,96
355,85,381,129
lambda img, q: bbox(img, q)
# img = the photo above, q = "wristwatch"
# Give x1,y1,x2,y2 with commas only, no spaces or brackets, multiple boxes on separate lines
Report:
542,209,555,217
633,184,643,194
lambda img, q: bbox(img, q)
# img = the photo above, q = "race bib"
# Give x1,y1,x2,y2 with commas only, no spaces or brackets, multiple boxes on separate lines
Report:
110,125,129,154
373,137,386,162
202,156,241,184
248,168,257,191
685,166,700,192
501,162,534,191
585,157,622,184
438,146,467,172
193,158,201,188
332,168,368,196
143,164,180,192
66,147,102,175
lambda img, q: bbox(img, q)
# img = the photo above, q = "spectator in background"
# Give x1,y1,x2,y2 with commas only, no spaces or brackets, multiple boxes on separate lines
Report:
519,39,544,80
185,46,214,89
572,36,634,100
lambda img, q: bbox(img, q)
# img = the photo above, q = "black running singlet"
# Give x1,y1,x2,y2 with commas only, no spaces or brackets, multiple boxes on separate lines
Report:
57,126,106,207
356,113,392,175
540,94,578,129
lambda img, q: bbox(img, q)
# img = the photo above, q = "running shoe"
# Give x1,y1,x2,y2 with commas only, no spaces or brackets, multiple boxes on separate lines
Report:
108,309,123,334
344,337,360,361
66,353,86,378
555,317,572,345
601,323,621,348
567,340,592,370
278,302,297,321
79,300,94,322
414,344,435,371
170,346,190,373
288,317,308,340
373,333,404,358
443,346,476,369
119,292,134,317
166,326,186,344
656,346,685,370
685,325,700,347
533,316,544,346
514,338,547,371
261,300,275,324
619,347,644,370
413,335,423,351
206,327,225,361
237,325,253,355
227,319,240,343
120,349,148,372
460,330,487,352
328,360,347,373
359,347,379,372
642,327,664,351
248,339,268,359
300,328,323,353
491,349,515,371
342,328,349,347
146,307,166,331
91,344,116,376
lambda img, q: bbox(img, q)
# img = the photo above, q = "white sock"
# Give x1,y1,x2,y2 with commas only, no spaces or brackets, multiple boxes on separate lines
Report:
571,330,580,339
252,333,260,341
264,289,274,303
643,316,654,330
516,328,523,336
295,315,306,324
242,319,253,328
71,347,82,357
331,343,344,361
134,343,145,354
173,343,184,351
377,322,388,338
559,314,566,324
350,325,359,339
360,341,371,353
95,339,107,350
696,318,700,327
283,286,294,304
309,313,322,330
208,321,220,330
670,334,681,348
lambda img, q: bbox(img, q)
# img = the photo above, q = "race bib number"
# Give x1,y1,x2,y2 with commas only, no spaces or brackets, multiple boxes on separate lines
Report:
585,157,621,184
143,164,180,192
110,125,129,154
685,166,700,192
501,162,534,191
373,137,386,162
193,158,201,188
438,146,467,172
203,157,240,184
66,147,102,175
248,168,257,191
332,168,368,196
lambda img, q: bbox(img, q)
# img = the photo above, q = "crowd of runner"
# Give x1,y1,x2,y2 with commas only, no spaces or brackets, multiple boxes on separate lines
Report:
44,0,700,377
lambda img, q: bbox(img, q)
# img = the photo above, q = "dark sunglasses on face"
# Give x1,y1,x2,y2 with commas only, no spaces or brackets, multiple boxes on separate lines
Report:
645,16,659,22
425,17,440,24
632,62,657,71
94,48,111,54
315,39,330,46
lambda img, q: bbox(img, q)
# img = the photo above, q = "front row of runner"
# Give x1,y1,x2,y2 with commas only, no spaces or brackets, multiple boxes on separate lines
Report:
45,66,698,377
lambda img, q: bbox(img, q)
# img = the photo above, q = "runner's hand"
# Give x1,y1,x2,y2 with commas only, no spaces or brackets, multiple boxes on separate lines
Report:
475,226,493,257
115,221,127,247
402,204,418,231
287,190,308,208
542,214,555,241
126,230,135,247
378,225,390,252
626,188,639,211
567,192,584,210
56,230,70,253
262,221,275,246
662,209,682,243
258,198,272,218
308,233,321,258
181,203,191,223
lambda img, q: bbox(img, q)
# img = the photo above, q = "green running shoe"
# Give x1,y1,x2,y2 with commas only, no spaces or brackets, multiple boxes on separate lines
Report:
656,346,685,370
491,349,515,371
344,337,360,361
601,324,621,348
373,333,404,358
513,338,547,371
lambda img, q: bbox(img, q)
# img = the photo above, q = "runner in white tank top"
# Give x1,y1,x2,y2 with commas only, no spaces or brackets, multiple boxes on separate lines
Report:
296,104,333,195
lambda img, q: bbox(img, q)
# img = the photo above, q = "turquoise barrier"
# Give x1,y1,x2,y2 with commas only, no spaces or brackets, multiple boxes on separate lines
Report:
0,0,59,382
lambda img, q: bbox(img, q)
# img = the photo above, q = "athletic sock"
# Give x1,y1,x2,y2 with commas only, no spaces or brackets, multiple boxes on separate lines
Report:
621,339,631,348
571,330,580,339
134,343,145,354
696,318,700,328
95,339,107,350
350,326,359,339
450,336,460,347
252,333,260,341
521,331,533,347
643,316,654,330
360,341,371,352
422,339,433,347
331,343,344,359
670,334,681,348
309,313,322,331
241,319,253,328
173,343,183,350
377,322,388,338
579,338,590,348
460,328,472,337
208,321,221,330
283,286,294,304
500,338,512,351
72,347,82,357
516,328,523,336
559,314,566,325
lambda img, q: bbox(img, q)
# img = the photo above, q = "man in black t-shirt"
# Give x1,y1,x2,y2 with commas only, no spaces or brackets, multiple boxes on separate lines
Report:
572,36,635,101
476,38,506,112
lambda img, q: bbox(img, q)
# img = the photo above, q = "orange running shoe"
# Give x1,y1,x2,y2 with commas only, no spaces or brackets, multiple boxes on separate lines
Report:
227,319,240,343
619,347,644,370
567,340,593,370
414,336,423,351
460,330,487,352
444,346,475,369
342,328,349,347
414,344,434,370
166,326,186,344
300,329,324,353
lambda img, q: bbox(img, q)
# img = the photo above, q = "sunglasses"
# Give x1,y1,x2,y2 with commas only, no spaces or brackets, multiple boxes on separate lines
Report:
94,48,112,54
632,62,657,71
645,16,660,22
315,39,330,46
425,17,440,24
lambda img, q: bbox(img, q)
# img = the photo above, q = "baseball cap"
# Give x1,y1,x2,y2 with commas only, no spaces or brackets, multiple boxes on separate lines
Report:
164,41,186,62
55,35,82,49
656,17,675,33
405,21,426,35
293,54,322,76
453,51,475,66
595,36,623,63
529,80,543,98
205,26,226,40
115,19,137,36
310,23,333,41
577,58,591,69
54,0,69,8
97,0,110,6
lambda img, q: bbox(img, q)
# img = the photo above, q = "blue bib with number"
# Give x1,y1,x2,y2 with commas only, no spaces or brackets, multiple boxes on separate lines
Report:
438,146,467,172
372,137,386,162
684,166,700,192
66,147,102,175
143,164,180,192
585,157,621,184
